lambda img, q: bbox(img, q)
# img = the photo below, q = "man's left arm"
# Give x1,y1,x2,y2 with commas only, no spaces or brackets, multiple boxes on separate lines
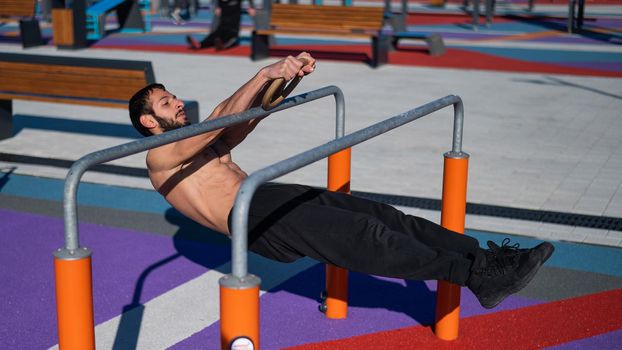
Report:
215,53,315,149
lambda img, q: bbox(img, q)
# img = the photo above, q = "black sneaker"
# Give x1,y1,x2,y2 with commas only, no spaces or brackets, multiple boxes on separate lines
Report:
186,35,201,50
467,239,554,309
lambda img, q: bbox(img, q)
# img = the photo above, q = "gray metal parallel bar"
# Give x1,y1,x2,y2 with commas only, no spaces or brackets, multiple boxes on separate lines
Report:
62,85,345,251
231,94,464,278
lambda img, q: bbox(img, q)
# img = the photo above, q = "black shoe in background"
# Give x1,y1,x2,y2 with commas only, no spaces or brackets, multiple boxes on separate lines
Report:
186,35,201,50
467,239,554,309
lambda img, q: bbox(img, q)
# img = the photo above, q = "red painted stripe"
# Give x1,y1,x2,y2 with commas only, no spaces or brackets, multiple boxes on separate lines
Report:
287,288,622,350
388,46,622,77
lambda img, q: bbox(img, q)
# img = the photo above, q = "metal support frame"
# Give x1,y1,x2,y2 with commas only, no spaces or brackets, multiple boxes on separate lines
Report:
58,85,467,348
57,85,345,349
230,94,465,279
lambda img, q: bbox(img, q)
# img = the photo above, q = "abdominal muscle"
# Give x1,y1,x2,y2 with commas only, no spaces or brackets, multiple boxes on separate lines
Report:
156,148,247,235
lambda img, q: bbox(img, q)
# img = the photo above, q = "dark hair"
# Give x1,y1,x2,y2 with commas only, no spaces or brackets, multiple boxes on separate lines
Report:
128,83,166,137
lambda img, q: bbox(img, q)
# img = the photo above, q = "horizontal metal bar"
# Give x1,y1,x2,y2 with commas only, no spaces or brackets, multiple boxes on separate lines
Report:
62,85,345,251
231,94,463,278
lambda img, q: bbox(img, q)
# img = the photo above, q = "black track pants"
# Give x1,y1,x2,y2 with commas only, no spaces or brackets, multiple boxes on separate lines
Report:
230,183,480,286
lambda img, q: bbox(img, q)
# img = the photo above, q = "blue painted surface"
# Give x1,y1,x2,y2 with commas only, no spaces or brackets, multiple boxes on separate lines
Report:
468,229,622,278
465,47,622,64
0,173,170,214
2,173,620,277
87,0,126,16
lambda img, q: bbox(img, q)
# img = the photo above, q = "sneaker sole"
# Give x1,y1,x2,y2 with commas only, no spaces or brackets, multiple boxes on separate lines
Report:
480,242,555,309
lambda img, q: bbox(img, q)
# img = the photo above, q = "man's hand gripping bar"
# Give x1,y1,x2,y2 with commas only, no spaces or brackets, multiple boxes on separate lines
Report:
262,58,310,111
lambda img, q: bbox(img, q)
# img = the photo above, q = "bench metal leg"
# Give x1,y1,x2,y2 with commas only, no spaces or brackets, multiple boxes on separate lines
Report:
19,19,45,48
371,35,390,68
0,100,13,141
425,34,446,56
251,31,270,61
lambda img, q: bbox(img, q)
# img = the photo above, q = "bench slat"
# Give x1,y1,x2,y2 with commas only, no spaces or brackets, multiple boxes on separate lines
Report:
271,13,383,21
271,19,381,29
256,29,376,38
0,0,36,16
0,59,148,101
270,4,384,33
0,93,127,108
272,4,384,13
0,75,146,101
271,8,383,16
0,61,146,79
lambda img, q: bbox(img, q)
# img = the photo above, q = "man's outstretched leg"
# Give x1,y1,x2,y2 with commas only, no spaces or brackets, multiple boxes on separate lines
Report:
242,184,554,309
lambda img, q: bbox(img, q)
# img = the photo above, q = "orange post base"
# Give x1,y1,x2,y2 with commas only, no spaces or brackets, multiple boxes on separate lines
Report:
325,265,348,319
220,282,260,350
435,281,462,340
54,254,95,350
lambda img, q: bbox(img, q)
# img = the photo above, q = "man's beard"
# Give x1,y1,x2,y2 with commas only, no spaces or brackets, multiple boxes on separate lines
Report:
153,113,190,133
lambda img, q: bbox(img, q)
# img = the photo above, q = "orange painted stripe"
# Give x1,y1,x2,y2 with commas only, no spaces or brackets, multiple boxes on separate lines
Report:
287,288,622,350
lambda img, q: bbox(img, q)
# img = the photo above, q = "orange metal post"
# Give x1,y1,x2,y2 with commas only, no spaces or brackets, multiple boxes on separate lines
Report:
434,153,469,340
54,251,95,350
325,148,351,319
220,276,260,350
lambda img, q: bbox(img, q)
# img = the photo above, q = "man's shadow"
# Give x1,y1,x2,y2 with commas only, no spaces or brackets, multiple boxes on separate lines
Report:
111,210,231,349
112,208,438,348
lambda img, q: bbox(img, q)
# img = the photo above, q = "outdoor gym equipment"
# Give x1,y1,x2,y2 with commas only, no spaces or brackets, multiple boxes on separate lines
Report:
55,83,468,349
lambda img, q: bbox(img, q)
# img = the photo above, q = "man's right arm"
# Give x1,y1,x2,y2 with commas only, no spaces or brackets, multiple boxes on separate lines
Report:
149,55,315,173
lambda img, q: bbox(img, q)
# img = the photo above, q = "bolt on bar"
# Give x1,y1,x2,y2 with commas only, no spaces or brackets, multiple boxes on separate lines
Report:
61,85,345,251
230,94,464,278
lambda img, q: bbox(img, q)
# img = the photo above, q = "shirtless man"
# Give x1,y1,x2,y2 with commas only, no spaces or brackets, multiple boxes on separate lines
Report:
128,53,554,309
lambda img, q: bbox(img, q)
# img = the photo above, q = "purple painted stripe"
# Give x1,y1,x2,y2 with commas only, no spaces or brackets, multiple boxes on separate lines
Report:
171,264,541,349
547,329,622,349
0,209,229,349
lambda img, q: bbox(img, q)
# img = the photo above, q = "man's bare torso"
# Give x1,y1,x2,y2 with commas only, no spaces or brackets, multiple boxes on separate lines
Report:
147,140,246,235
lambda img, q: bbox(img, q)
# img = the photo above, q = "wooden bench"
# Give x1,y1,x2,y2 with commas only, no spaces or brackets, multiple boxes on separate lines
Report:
0,53,199,140
251,4,390,68
0,0,44,48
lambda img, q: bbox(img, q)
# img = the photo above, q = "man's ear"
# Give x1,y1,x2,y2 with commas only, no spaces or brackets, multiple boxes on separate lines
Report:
139,114,158,131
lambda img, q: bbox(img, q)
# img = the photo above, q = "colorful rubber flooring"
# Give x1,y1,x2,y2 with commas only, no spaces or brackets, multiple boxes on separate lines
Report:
1,171,621,348
1,2,622,348
2,2,620,77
